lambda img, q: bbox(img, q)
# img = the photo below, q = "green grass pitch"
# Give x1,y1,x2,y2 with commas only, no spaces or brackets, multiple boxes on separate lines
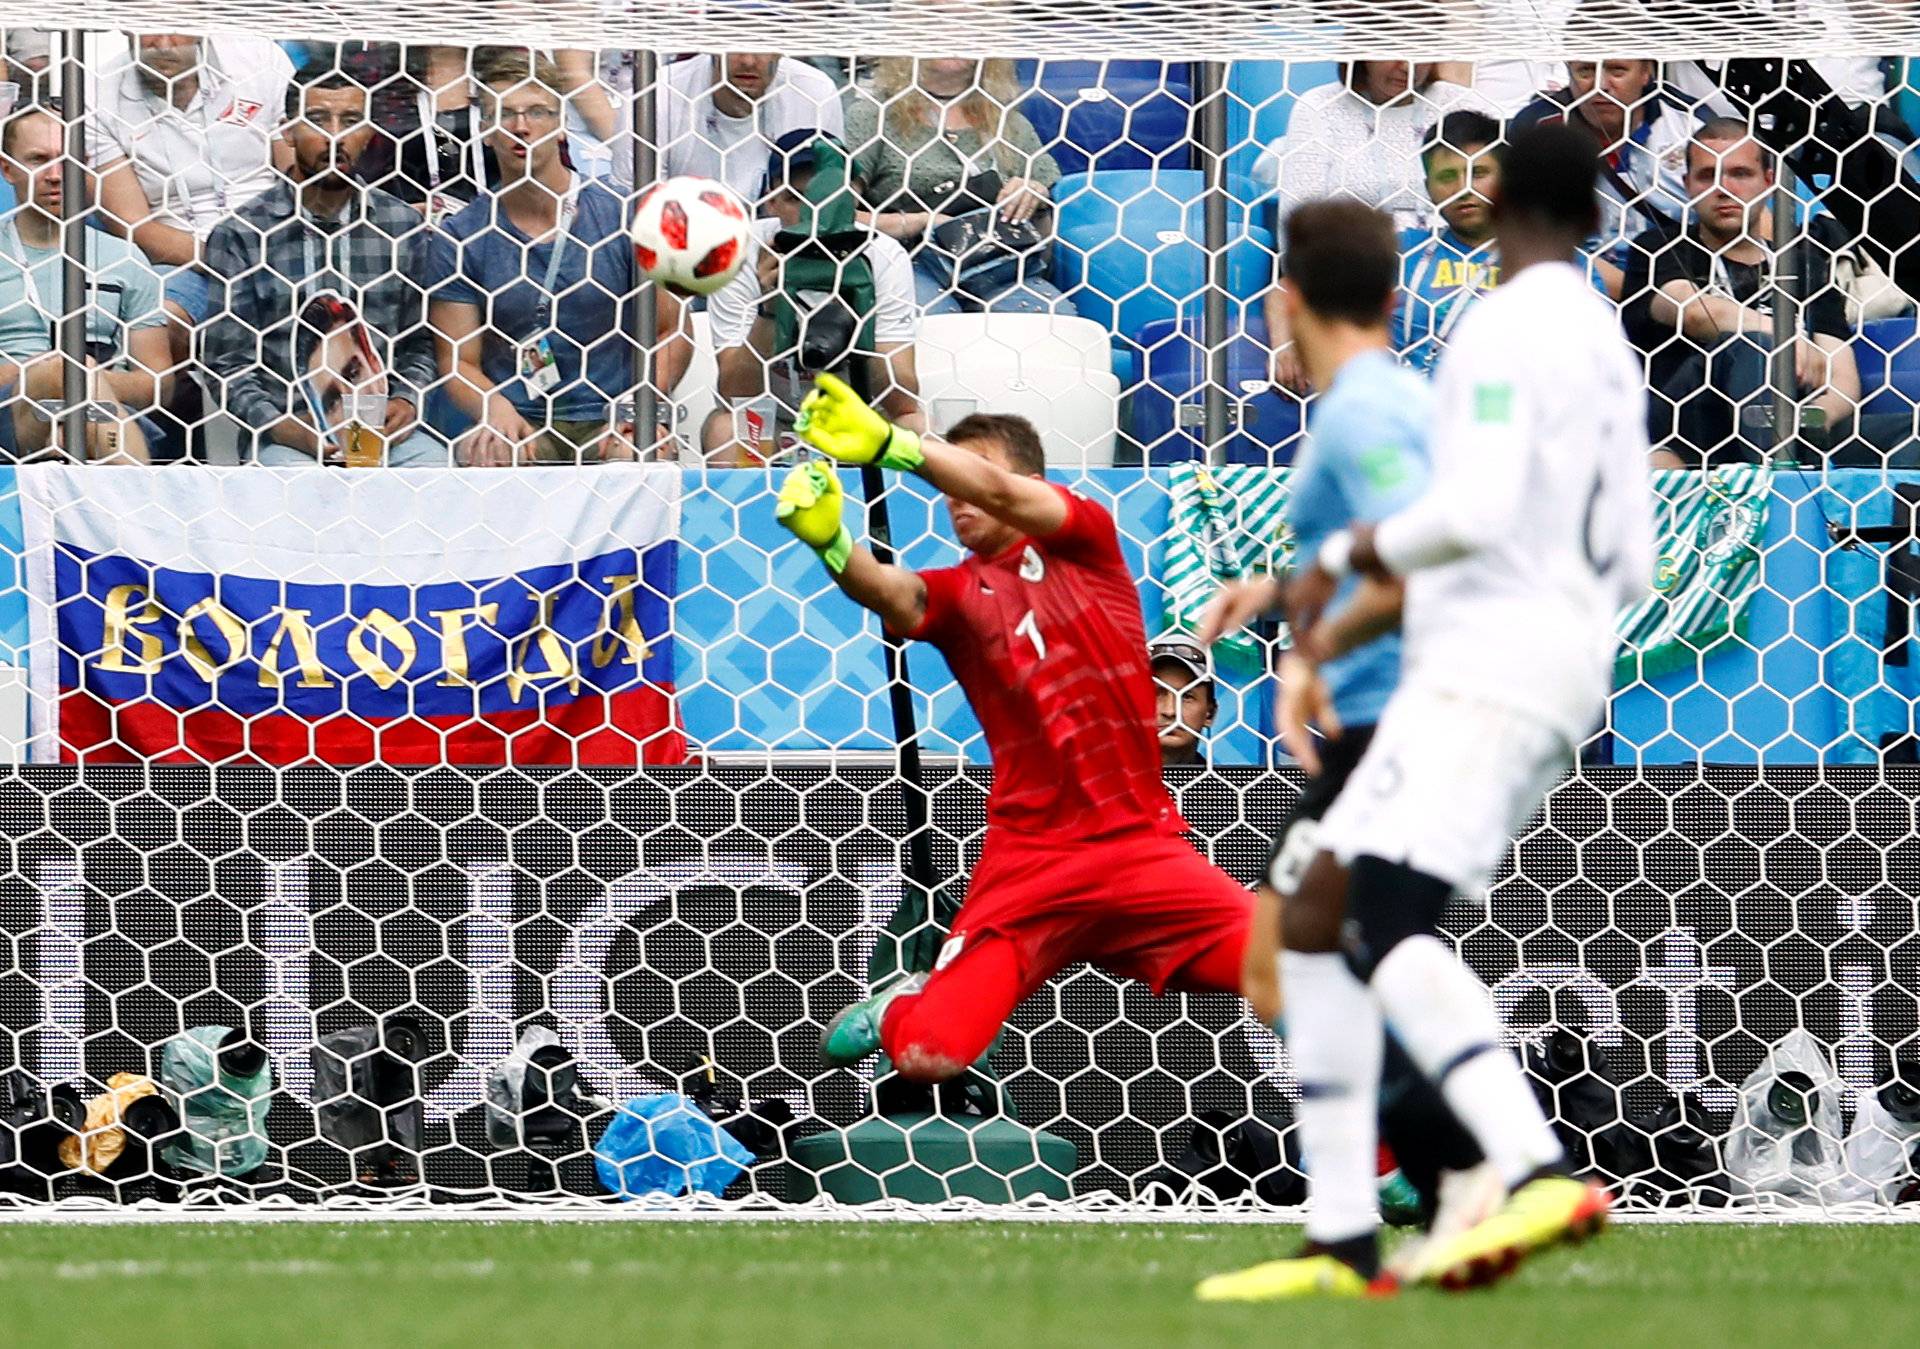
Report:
2,1219,1913,1347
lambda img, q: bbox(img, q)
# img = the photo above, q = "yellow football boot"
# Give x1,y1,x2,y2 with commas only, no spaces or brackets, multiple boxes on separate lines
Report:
1411,1173,1610,1291
1195,1251,1398,1302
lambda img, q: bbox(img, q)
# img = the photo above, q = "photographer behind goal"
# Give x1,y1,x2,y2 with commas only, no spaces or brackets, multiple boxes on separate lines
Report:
700,130,923,466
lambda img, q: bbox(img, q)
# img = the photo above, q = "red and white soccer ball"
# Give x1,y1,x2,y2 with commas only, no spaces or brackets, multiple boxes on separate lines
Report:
631,176,753,297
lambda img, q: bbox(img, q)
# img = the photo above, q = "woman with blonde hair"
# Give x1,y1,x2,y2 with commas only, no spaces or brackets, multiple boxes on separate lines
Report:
845,57,1077,315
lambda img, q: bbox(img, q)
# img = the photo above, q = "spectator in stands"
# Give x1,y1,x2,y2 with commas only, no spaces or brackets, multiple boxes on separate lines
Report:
1259,62,1489,223
700,130,921,466
1673,55,1902,125
0,105,166,462
426,48,687,465
1150,635,1216,769
1392,111,1623,374
844,57,1076,316
1260,61,1490,392
342,43,617,222
339,44,493,226
1621,120,1861,467
1394,111,1504,377
609,52,844,203
546,48,625,183
1514,58,1701,277
88,33,296,372
202,66,445,467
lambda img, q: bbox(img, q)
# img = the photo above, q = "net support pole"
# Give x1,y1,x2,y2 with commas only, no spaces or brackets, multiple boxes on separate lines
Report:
1195,60,1231,466
630,49,659,448
1768,156,1802,463
59,30,88,457
858,464,937,899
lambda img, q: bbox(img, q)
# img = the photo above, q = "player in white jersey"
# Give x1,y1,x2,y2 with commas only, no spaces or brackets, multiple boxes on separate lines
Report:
1200,124,1655,1300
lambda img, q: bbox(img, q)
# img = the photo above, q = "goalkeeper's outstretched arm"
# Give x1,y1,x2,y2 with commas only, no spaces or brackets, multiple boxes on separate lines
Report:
796,373,1068,539
775,462,927,635
835,546,928,636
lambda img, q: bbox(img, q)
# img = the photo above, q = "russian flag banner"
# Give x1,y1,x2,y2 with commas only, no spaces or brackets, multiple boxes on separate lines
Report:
17,466,688,766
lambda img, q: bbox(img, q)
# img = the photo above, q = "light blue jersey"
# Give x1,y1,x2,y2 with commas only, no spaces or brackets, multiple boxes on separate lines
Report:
1287,348,1432,728
1394,225,1610,377
1394,225,1498,378
0,219,165,364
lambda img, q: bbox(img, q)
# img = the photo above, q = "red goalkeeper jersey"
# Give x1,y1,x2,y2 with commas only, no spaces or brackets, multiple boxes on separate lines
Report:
907,484,1182,840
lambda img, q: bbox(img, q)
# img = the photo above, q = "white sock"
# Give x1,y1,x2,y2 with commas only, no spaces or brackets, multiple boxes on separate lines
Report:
1371,934,1564,1187
1281,949,1385,1244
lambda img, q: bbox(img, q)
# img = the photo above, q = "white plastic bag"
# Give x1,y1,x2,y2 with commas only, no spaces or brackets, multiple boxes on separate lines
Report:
1725,1029,1848,1204
1840,1080,1920,1204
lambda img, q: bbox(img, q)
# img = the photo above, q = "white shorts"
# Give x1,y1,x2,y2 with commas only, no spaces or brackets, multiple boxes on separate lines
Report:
1316,686,1572,895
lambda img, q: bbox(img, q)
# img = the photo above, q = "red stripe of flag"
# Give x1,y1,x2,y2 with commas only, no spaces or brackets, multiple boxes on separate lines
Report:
58,687,690,766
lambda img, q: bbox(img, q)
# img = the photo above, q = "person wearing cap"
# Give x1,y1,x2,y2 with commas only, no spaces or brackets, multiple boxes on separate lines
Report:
1150,635,1217,768
700,129,921,466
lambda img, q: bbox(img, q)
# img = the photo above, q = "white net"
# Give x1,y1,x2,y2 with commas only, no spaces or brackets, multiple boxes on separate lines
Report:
0,19,1914,1219
5,4,1920,61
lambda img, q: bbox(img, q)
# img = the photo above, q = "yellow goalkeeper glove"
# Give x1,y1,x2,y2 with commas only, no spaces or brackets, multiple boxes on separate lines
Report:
775,462,854,574
793,372,925,472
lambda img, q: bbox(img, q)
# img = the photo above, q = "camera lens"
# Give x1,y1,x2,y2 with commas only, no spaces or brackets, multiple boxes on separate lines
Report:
48,1085,85,1132
1545,1030,1586,1078
1881,1078,1920,1126
122,1096,179,1140
218,1028,269,1080
1768,1070,1816,1127
383,1016,426,1062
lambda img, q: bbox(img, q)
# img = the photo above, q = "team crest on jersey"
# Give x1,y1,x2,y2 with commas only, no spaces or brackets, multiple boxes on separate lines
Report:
1019,546,1045,582
221,99,265,125
935,931,967,970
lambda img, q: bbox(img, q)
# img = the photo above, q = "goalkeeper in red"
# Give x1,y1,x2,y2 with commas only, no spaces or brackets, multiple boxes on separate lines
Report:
776,383,1273,1081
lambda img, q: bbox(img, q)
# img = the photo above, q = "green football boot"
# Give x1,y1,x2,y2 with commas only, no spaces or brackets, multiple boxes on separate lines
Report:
820,973,927,1068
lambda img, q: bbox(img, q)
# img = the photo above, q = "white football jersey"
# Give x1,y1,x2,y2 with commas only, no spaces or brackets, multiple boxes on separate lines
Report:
1376,260,1655,744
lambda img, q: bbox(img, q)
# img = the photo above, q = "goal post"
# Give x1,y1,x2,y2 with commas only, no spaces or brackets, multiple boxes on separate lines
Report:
0,9,1914,1215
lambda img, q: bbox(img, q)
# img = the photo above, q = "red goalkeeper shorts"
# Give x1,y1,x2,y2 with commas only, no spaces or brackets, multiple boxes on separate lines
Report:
879,827,1253,1078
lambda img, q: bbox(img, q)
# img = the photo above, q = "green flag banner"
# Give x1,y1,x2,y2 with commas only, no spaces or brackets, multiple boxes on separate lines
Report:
1160,461,1772,687
1159,463,1295,668
1616,464,1771,684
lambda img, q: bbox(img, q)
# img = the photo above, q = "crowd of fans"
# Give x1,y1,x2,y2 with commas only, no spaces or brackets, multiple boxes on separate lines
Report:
1,32,1919,469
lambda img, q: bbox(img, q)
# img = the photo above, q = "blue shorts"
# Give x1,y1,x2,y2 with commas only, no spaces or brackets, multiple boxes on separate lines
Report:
161,267,215,325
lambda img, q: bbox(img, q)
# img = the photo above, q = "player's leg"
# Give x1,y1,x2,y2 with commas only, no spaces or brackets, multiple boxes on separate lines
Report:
821,933,1040,1079
821,833,1070,1078
1321,692,1608,1285
882,936,1035,1081
1196,823,1393,1301
1203,727,1477,1301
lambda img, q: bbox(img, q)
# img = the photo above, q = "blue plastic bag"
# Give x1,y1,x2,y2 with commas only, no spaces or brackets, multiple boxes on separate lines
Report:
593,1093,755,1200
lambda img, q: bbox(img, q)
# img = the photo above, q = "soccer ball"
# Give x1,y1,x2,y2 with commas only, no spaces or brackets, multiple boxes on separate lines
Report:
631,176,753,297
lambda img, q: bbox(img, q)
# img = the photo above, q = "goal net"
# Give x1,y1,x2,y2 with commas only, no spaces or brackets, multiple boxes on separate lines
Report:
0,6,1915,1217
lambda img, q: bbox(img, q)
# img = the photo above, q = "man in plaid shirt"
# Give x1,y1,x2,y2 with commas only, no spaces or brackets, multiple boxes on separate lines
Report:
203,64,447,466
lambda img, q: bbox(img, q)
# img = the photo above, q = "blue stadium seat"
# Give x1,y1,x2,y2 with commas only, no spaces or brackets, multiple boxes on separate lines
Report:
1018,60,1194,178
1051,170,1274,351
1128,316,1305,465
1225,60,1340,200
1854,316,1920,416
